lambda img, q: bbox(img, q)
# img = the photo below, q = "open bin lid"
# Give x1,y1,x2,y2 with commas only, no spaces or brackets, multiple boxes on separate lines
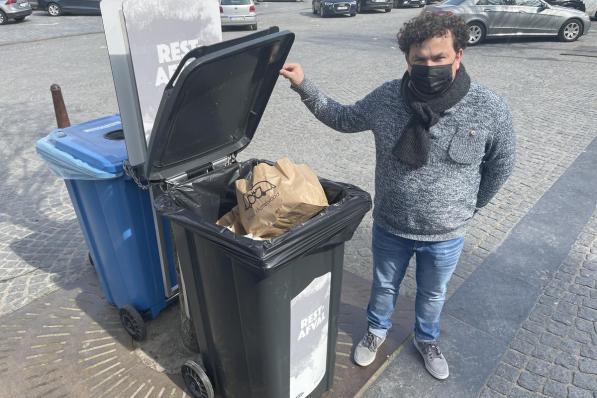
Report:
144,27,295,182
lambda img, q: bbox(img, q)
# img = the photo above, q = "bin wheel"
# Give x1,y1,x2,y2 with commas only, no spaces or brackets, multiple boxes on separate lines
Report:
181,360,214,398
119,305,147,341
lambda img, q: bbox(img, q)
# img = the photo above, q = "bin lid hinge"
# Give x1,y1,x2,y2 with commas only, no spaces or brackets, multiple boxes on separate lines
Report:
211,154,236,170
165,154,237,189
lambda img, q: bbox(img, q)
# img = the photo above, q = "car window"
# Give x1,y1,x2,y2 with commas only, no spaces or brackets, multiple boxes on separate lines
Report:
221,0,251,5
476,0,506,4
443,0,467,5
513,0,542,5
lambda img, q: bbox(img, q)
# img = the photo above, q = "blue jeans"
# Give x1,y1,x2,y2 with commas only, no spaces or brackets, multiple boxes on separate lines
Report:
367,224,464,342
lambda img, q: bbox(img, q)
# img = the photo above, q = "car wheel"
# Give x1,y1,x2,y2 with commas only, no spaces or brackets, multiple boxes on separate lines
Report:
385,7,391,11
350,12,356,16
47,2,63,16
0,11,7,25
250,24,257,30
558,19,582,42
467,22,485,46
419,0,426,7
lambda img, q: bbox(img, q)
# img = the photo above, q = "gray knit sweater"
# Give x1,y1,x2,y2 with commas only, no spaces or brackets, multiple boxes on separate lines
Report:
293,78,516,241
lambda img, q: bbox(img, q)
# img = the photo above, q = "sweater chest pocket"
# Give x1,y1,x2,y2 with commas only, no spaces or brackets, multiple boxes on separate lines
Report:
448,127,487,165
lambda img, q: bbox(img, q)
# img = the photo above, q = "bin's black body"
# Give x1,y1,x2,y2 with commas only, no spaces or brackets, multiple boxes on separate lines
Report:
157,159,371,398
172,224,344,398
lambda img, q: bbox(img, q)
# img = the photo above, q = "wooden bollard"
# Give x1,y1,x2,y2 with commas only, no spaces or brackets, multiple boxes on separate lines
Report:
50,84,71,129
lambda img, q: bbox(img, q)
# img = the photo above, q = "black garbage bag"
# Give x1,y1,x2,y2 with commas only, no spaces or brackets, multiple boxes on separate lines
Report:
154,158,372,274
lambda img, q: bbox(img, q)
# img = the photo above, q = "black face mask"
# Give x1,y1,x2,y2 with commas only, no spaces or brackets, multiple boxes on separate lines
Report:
408,63,454,99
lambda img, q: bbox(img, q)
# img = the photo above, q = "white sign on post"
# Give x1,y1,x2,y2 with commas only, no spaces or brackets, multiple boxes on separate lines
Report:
101,0,222,167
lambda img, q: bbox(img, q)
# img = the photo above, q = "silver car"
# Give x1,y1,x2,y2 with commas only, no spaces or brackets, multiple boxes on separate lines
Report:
0,0,32,25
220,0,257,30
426,0,591,45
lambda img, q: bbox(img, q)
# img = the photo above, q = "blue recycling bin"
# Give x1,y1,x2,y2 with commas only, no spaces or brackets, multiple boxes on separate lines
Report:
36,114,177,340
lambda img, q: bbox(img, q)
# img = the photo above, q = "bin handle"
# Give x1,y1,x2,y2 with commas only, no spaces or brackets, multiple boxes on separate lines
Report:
165,27,281,90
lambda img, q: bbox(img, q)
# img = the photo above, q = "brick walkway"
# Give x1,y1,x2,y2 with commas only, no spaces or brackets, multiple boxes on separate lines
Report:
480,211,597,398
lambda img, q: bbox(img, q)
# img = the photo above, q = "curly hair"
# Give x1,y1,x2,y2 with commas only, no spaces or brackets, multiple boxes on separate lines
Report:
397,13,469,55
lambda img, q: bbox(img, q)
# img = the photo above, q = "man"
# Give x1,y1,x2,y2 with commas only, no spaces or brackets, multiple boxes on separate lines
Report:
280,13,516,380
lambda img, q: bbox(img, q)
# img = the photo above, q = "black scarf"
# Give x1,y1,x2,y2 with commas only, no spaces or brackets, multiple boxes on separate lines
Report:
393,64,471,168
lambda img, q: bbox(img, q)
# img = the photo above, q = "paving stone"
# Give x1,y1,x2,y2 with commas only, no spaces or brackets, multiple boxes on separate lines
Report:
532,347,558,362
511,338,536,356
523,319,546,334
488,375,514,396
554,272,575,284
549,365,573,384
517,371,546,392
525,358,551,378
579,307,597,322
554,353,578,370
516,329,540,345
480,387,507,398
560,338,582,355
540,332,564,350
575,318,595,333
539,295,560,308
568,329,592,344
543,380,568,398
508,385,541,398
570,285,591,298
578,358,597,374
557,301,579,315
496,363,521,382
568,386,594,398
580,344,597,360
572,373,597,391
575,276,595,288
552,310,576,326
504,349,529,369
547,319,572,337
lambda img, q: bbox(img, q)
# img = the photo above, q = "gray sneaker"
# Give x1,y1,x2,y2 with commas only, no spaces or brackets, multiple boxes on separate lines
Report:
353,331,385,367
413,339,449,380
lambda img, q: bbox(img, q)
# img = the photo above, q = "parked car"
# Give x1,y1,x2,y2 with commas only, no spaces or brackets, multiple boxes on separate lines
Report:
425,0,591,45
0,0,32,24
220,0,257,30
312,0,357,16
37,0,101,16
545,0,585,11
356,0,393,12
394,0,427,7
584,0,597,18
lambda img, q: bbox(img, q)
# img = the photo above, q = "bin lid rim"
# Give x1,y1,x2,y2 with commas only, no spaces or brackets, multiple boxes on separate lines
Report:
144,28,295,182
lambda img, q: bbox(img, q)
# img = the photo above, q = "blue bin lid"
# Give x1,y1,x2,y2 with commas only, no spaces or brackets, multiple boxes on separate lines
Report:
51,115,127,174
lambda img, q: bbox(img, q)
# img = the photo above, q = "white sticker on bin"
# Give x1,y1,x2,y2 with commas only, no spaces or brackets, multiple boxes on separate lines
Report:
289,272,331,398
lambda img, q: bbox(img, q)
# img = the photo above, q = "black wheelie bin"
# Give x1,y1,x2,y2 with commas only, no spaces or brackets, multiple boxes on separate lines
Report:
138,27,372,398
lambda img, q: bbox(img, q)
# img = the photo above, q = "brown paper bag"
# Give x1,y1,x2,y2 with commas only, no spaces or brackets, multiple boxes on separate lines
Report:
226,158,328,239
216,205,246,235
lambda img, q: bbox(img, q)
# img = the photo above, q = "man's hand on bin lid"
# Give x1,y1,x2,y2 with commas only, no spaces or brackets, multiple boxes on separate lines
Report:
280,63,305,88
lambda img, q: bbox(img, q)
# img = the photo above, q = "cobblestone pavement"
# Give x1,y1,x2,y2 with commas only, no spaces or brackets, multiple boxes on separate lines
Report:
0,2,596,396
480,210,597,398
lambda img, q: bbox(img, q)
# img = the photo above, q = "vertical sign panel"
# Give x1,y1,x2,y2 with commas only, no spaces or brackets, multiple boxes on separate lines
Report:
122,0,222,141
